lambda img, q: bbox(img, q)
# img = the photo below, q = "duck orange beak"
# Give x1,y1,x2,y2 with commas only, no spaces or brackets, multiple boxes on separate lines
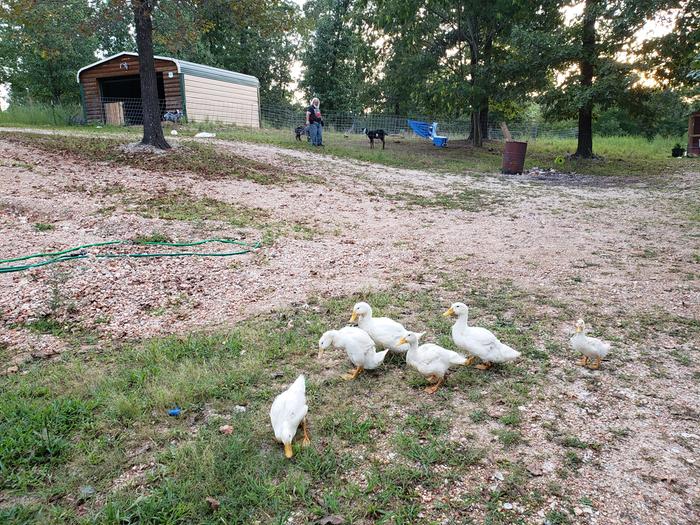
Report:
284,443,293,458
443,307,455,317
397,337,408,346
350,311,358,323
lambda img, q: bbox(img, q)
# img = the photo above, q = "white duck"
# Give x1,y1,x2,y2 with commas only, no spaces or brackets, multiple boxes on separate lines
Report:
270,374,309,458
318,327,389,380
397,331,468,394
570,319,611,369
350,301,409,353
444,302,521,369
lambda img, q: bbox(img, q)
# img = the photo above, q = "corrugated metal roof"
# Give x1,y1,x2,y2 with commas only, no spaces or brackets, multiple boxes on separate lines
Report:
177,60,259,87
76,52,259,88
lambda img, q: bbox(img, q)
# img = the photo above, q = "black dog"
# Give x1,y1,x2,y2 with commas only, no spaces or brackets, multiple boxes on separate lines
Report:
362,128,386,149
295,125,310,142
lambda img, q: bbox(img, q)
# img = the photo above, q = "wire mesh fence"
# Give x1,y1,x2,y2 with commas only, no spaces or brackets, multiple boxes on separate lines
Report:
94,96,579,141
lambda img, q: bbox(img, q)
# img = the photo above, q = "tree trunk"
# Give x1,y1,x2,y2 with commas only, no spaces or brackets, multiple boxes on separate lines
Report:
575,0,595,158
480,100,489,140
471,110,483,147
133,0,170,149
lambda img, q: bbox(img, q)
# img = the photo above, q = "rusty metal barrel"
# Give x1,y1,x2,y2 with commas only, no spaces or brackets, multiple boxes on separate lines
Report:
501,140,528,174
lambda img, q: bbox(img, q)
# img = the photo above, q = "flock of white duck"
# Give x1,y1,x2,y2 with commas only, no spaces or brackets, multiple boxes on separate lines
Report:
271,301,611,458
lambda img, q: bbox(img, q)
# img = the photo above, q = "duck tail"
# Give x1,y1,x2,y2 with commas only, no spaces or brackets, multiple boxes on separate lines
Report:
500,343,521,361
290,374,306,393
451,353,469,366
376,349,390,365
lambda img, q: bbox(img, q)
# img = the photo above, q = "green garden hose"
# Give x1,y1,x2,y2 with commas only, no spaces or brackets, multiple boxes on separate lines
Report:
0,239,260,274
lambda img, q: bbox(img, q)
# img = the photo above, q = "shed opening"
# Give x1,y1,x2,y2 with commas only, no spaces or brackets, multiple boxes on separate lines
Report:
99,73,166,125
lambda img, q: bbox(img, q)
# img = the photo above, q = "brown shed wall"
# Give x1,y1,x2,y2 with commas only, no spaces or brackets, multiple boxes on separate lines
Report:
79,55,182,123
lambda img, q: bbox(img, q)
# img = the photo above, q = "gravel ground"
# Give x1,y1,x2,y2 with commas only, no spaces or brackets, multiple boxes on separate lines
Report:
1,133,698,524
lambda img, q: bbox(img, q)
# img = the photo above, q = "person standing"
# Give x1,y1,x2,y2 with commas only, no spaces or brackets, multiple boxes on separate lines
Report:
306,98,323,146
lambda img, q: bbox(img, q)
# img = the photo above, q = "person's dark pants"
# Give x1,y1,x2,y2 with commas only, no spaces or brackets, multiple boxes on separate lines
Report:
309,122,322,146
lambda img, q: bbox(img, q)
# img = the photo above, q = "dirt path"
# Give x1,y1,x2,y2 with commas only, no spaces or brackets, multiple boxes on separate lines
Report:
1,132,699,524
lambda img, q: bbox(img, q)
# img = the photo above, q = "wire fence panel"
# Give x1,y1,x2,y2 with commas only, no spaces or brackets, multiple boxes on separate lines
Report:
96,96,578,141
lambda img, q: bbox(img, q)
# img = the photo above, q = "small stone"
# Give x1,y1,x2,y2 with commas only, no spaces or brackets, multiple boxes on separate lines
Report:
233,405,247,413
574,507,583,516
502,502,514,510
526,463,543,476
205,496,220,510
5,366,19,374
219,425,233,435
493,471,505,481
270,371,284,379
79,485,95,499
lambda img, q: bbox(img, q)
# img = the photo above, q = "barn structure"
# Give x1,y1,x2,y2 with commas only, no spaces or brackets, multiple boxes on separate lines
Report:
77,52,260,127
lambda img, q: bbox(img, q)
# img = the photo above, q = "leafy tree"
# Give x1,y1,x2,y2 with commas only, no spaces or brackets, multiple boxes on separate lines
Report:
642,0,699,98
373,0,561,145
300,0,379,113
594,89,689,137
537,0,677,157
153,0,302,106
0,0,100,104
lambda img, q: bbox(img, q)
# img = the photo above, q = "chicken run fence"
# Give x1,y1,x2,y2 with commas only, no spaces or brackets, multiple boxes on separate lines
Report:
95,96,579,141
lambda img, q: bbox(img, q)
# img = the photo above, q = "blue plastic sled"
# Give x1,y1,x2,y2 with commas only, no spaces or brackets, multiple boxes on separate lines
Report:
407,119,448,147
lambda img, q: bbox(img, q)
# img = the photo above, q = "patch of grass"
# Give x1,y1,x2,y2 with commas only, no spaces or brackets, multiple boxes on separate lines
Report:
394,433,483,468
561,435,589,449
135,189,268,228
469,409,488,423
493,429,523,447
392,186,499,212
24,316,66,336
544,509,572,525
0,102,81,126
564,450,583,471
132,231,173,244
0,132,311,185
319,407,385,445
33,222,55,232
402,412,449,436
499,409,522,427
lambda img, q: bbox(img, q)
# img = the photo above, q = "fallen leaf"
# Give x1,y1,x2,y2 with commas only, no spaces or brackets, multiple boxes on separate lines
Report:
315,516,345,525
205,497,220,510
219,425,234,435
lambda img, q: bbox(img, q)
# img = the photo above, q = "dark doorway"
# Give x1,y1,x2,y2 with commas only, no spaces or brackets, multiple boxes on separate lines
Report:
99,73,166,125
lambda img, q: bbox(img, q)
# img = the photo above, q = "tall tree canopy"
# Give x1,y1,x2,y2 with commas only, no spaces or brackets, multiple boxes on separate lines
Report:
371,0,562,145
0,0,301,107
0,0,109,104
300,0,379,113
532,0,678,157
153,0,302,106
643,0,699,103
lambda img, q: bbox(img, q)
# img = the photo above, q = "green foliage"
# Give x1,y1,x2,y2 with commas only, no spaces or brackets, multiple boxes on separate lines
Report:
370,0,563,141
153,0,303,107
594,89,690,139
531,0,679,154
642,0,700,97
0,102,81,126
0,0,130,105
300,0,378,112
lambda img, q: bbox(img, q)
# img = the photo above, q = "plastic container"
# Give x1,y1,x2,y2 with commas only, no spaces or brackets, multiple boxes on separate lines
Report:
502,140,528,174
